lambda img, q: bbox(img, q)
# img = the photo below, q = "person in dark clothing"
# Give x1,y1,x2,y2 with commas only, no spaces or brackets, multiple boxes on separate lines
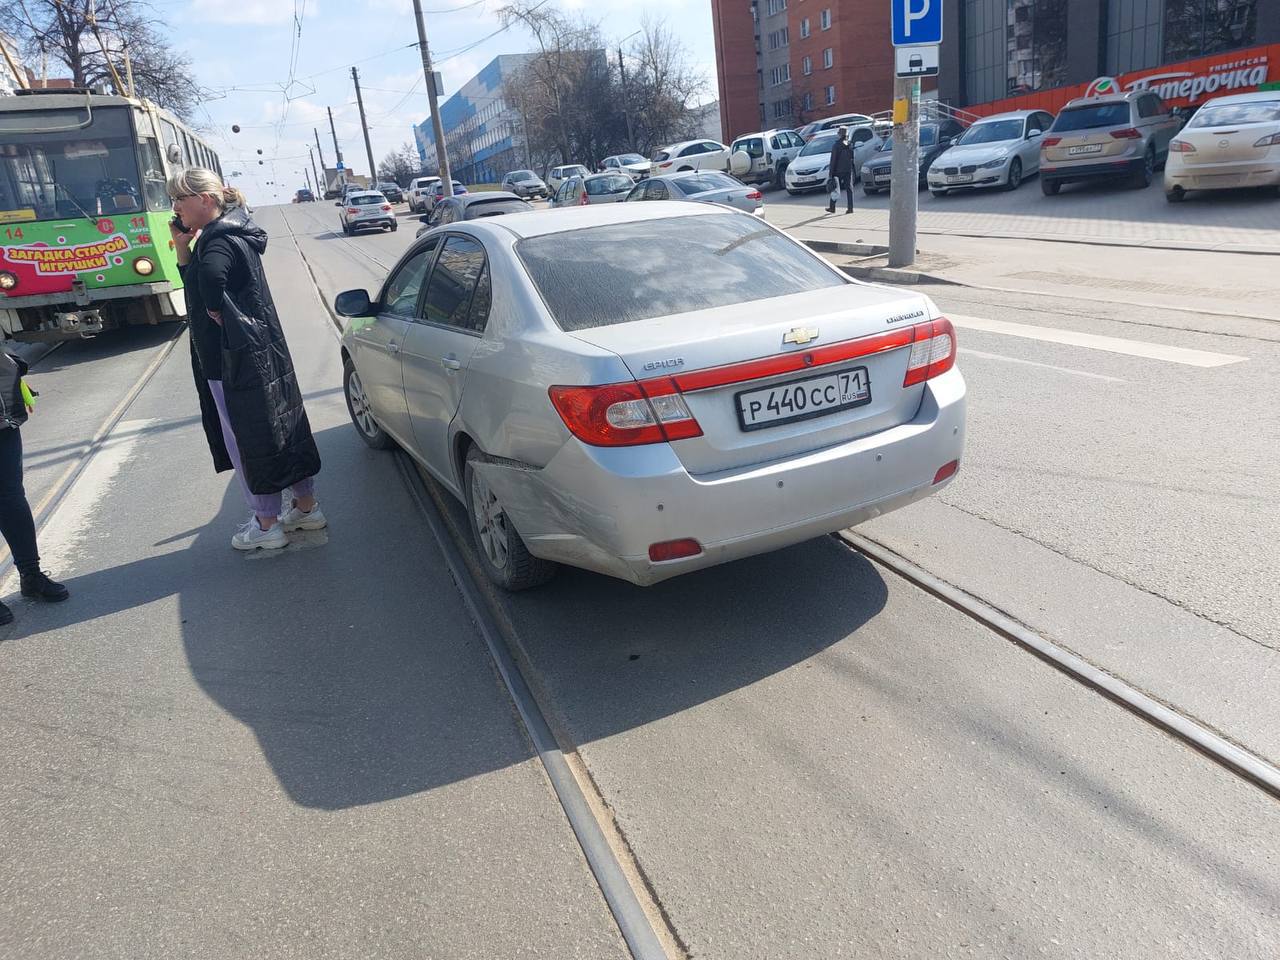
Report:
169,168,323,551
0,352,69,625
827,127,855,214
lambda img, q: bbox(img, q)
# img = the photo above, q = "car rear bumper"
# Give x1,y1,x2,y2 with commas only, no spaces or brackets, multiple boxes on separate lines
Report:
350,217,395,230
476,367,966,586
1165,160,1280,190
1041,156,1144,183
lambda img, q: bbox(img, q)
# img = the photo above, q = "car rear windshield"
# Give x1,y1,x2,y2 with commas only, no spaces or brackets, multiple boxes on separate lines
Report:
465,198,528,218
1190,100,1280,126
654,150,670,162
586,175,632,195
351,195,384,205
517,213,844,331
1053,103,1130,131
509,170,536,179
673,172,738,193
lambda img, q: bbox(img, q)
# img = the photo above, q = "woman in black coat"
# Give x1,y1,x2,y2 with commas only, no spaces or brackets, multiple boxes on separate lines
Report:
168,168,323,551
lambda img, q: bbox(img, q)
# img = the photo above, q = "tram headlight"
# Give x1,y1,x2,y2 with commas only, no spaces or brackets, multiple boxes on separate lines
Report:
132,256,155,276
0,271,17,291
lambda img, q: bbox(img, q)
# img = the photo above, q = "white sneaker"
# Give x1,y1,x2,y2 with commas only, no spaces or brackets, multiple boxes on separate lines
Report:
232,519,288,551
280,501,327,532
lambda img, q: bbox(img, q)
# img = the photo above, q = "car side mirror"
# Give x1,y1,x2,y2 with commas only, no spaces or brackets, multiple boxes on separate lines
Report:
334,289,372,317
419,214,431,223
1028,128,1043,139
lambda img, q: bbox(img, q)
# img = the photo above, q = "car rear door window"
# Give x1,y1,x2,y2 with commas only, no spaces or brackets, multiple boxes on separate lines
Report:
647,180,671,200
423,236,487,331
382,242,438,317
517,212,844,332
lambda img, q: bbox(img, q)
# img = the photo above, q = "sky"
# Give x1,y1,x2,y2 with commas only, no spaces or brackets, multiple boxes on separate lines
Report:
164,0,719,204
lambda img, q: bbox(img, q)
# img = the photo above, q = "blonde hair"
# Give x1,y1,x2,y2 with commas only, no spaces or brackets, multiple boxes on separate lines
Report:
166,167,246,211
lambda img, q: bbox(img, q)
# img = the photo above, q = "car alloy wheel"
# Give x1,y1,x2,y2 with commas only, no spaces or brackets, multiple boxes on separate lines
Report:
1005,158,1022,191
344,360,394,449
470,470,510,572
463,446,557,591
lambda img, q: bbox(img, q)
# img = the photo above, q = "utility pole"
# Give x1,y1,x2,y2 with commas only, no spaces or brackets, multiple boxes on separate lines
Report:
304,166,314,194
412,0,453,197
313,128,328,194
352,67,378,187
327,107,345,188
887,76,919,268
308,145,322,196
618,48,635,155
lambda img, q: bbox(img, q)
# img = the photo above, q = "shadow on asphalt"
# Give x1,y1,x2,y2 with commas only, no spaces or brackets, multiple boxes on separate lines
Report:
25,322,181,375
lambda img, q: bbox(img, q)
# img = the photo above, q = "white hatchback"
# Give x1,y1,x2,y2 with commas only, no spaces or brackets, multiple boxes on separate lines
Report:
338,191,397,235
650,140,731,177
1165,91,1280,201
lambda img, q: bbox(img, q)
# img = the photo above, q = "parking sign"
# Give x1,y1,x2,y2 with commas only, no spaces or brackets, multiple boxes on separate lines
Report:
892,0,943,46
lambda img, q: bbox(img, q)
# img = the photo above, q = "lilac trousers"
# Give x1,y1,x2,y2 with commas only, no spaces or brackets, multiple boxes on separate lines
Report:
207,379,315,517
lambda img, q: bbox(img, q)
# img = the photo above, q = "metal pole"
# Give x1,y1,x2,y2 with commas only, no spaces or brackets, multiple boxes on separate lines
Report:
327,106,345,187
308,145,321,196
888,76,919,268
313,129,328,194
618,48,635,154
412,0,453,197
304,166,314,194
0,35,27,90
352,66,379,187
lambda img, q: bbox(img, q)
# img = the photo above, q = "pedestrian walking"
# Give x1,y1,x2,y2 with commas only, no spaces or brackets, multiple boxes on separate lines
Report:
826,127,855,214
168,168,324,551
0,353,69,624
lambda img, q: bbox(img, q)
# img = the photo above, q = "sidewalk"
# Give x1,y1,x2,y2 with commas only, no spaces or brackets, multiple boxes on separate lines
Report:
0,239,626,959
767,201,1280,322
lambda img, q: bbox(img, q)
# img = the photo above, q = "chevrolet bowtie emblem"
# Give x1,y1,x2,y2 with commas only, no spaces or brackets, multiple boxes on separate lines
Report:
783,326,819,346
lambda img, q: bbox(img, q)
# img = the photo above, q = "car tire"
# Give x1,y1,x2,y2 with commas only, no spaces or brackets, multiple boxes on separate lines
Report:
930,188,948,198
773,163,787,191
464,445,557,592
390,221,398,232
1165,186,1187,203
863,186,879,196
1041,179,1061,196
1133,146,1155,188
344,358,395,450
1005,158,1023,191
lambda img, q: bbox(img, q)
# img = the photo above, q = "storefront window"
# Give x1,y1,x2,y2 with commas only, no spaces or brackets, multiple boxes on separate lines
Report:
1164,0,1257,63
1007,0,1068,95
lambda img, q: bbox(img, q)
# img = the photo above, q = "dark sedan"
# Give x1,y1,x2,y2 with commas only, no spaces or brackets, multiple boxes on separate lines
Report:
416,191,531,236
375,182,405,203
860,120,966,195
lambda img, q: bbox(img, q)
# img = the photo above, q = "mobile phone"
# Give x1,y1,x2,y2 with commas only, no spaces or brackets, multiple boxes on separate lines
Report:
171,214,189,233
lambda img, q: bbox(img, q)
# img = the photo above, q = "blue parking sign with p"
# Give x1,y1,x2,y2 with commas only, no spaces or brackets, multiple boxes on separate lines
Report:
892,0,943,46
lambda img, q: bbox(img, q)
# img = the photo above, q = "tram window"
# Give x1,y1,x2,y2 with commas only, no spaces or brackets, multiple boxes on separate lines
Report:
136,137,169,211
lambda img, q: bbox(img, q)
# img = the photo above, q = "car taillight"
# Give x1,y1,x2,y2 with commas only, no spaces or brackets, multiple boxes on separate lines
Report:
649,539,703,562
659,161,672,168
902,317,956,387
579,191,590,205
1040,136,1062,148
1168,139,1196,153
381,204,392,211
746,190,762,200
347,207,359,214
1254,132,1280,147
1110,127,1142,139
548,379,703,447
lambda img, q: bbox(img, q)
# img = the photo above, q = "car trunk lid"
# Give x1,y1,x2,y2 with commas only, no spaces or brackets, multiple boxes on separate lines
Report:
569,286,938,475
1177,123,1278,164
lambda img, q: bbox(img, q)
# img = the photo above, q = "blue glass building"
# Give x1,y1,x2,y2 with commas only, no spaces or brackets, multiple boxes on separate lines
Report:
413,54,534,184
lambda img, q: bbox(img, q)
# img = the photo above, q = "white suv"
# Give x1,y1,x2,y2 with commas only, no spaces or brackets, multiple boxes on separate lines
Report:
729,129,806,188
649,140,730,176
407,176,442,213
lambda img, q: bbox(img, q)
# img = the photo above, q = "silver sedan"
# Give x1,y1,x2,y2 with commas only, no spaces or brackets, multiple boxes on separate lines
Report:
625,170,764,216
335,203,965,590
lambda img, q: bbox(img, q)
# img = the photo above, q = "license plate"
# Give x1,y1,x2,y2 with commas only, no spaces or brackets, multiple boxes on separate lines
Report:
946,175,973,184
736,367,871,431
1068,143,1104,155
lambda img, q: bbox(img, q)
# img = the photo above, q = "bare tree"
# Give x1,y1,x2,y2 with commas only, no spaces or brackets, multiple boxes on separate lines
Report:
624,18,709,156
0,0,200,118
377,142,422,186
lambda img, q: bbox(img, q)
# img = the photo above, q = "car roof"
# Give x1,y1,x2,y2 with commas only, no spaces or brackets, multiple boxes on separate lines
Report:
654,169,730,180
1062,91,1141,108
586,170,632,179
348,190,384,198
457,191,525,205
1196,90,1280,107
479,199,723,239
973,109,1043,121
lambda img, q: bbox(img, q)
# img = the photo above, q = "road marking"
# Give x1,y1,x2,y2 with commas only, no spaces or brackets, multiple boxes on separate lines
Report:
949,314,1247,368
959,348,1127,383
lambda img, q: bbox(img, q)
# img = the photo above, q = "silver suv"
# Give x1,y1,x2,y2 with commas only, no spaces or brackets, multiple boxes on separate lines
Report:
1040,90,1182,194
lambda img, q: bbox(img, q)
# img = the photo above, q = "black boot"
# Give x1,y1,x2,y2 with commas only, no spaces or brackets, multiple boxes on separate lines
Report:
0,599,12,625
19,568,69,602
826,202,835,213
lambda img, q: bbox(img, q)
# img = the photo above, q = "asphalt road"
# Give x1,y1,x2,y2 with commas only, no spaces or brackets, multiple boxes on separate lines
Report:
1,201,1276,958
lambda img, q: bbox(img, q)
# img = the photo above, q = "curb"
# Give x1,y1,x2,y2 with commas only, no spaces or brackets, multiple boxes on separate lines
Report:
839,264,959,285
802,238,890,257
